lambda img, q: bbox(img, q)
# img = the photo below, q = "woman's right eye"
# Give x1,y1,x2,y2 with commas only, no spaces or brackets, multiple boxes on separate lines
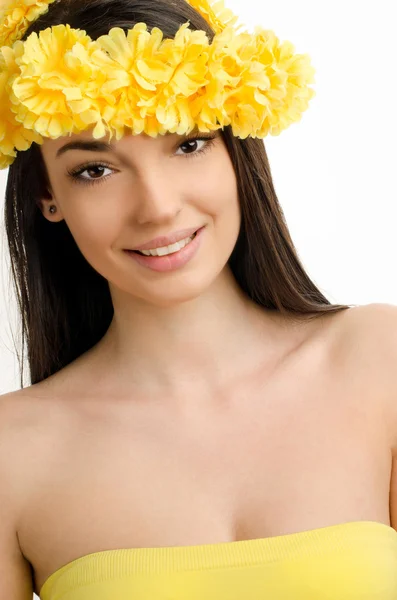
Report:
67,163,115,187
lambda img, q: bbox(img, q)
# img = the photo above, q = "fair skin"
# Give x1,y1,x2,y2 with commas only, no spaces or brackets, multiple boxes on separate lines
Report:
38,127,300,415
4,129,397,599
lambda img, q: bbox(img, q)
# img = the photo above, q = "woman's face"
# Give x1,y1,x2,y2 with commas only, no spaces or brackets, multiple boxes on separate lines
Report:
38,127,241,307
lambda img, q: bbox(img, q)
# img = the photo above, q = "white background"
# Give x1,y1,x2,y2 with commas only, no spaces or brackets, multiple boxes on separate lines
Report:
0,0,395,597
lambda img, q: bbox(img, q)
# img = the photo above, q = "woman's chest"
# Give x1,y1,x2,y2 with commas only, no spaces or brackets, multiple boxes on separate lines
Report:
18,348,392,596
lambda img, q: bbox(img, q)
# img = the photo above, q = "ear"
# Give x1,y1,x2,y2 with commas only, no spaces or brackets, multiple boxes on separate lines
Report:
37,192,64,223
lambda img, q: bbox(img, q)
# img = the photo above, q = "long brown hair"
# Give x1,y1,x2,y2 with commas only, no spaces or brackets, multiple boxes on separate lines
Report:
3,0,354,389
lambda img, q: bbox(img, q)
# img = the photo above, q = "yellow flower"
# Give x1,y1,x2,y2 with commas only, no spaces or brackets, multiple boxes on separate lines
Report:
10,24,116,140
92,22,212,138
0,43,42,168
0,0,56,48
191,25,316,138
92,23,173,138
184,0,241,34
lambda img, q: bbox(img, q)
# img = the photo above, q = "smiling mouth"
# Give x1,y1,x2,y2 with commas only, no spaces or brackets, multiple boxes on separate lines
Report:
131,231,199,256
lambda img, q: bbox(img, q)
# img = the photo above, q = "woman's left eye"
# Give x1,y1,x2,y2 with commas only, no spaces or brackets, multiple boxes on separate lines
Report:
176,136,215,157
66,134,217,186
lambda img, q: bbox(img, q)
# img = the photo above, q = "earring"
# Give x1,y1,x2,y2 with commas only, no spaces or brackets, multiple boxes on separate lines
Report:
49,205,57,214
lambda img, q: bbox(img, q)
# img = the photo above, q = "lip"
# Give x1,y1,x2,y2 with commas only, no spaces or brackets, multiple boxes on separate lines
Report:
124,225,205,273
129,226,202,251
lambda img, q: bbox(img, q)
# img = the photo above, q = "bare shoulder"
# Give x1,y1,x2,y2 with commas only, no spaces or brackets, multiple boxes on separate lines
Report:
335,301,397,371
335,301,397,339
0,385,56,530
0,385,47,436
0,390,36,598
0,387,40,508
0,384,58,473
331,302,397,451
0,388,31,446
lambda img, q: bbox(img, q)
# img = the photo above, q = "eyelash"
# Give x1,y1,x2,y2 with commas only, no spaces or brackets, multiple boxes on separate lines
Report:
66,134,217,187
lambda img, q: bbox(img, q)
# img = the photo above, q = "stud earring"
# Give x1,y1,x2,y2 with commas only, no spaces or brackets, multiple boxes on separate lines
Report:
49,205,57,214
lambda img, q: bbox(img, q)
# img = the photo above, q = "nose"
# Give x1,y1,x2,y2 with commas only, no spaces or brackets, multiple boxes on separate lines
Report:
132,171,183,227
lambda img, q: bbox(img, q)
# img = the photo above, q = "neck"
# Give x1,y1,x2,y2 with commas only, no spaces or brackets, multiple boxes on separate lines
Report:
76,269,296,410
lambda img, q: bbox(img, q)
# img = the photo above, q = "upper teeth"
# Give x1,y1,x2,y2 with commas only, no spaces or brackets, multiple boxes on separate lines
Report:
140,234,195,256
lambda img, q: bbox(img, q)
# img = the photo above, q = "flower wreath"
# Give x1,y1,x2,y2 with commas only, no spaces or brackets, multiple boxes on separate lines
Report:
0,0,316,169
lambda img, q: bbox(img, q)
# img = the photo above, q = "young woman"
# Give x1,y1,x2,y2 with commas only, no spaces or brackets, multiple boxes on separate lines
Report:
1,0,397,599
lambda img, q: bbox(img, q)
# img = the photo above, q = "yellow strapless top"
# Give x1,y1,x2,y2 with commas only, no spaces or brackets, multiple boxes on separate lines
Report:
38,521,397,600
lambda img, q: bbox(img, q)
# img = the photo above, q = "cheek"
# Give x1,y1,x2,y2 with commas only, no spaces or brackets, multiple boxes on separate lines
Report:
63,201,122,257
198,156,239,210
208,167,240,220
214,168,241,242
199,177,241,250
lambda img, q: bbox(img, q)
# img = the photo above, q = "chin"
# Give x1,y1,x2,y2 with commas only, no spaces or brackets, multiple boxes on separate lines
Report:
133,268,224,308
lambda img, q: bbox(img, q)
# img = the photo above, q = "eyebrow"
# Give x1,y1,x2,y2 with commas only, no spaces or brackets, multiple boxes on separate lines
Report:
55,129,204,159
56,140,115,158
